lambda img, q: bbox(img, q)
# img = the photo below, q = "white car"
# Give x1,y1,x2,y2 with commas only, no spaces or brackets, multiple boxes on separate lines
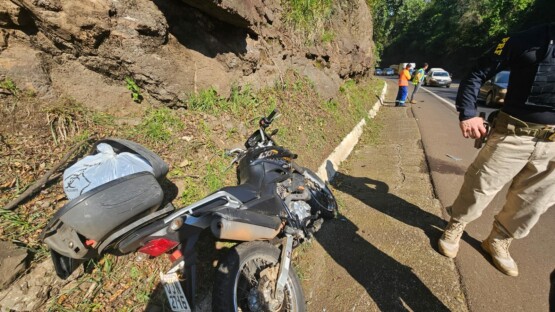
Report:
424,70,452,88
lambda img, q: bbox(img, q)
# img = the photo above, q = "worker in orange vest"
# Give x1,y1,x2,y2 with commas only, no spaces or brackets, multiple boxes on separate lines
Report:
395,64,412,107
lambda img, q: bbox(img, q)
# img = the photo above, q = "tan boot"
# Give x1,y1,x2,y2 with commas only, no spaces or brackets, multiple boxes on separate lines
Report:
438,219,467,258
481,227,518,276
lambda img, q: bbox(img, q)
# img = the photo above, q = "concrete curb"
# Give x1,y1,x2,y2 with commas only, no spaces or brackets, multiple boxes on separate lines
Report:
316,82,388,182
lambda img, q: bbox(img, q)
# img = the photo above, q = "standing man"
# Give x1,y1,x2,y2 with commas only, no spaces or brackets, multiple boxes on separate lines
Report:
438,23,555,277
409,63,428,104
395,64,412,107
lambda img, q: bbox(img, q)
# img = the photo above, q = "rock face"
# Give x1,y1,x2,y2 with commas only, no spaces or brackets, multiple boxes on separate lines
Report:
0,241,28,291
0,0,373,112
0,258,82,311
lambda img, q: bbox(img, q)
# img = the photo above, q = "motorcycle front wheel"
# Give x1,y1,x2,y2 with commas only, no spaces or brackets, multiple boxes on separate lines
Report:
213,241,305,312
303,168,338,220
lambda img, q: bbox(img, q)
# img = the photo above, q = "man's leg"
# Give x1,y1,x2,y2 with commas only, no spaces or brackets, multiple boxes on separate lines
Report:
399,86,408,106
495,139,555,239
410,83,421,103
481,138,554,276
439,131,534,258
395,87,402,106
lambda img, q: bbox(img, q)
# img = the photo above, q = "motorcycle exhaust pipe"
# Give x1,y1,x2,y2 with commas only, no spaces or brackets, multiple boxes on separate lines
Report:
211,218,280,241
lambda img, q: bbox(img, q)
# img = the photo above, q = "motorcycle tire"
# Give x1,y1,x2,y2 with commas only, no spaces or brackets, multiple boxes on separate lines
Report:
213,241,305,312
303,168,338,220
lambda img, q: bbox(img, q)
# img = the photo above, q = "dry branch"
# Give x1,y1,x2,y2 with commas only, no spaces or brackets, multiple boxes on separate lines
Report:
3,139,93,210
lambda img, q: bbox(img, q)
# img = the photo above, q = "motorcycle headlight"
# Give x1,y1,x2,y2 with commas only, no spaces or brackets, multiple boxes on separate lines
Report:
499,88,507,94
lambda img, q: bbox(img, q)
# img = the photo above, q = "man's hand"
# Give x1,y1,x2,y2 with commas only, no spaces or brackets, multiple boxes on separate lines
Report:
460,117,487,139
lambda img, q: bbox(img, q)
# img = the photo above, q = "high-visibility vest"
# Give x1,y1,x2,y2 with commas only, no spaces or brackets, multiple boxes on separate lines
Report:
399,69,411,86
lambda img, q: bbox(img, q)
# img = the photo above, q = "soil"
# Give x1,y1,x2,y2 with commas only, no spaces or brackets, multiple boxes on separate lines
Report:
295,89,467,311
0,75,384,311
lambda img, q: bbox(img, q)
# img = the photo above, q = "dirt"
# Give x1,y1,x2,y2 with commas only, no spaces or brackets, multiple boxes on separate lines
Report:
295,87,467,311
0,74,385,310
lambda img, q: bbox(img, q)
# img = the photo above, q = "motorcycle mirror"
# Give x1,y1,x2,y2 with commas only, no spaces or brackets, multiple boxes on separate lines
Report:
270,129,279,136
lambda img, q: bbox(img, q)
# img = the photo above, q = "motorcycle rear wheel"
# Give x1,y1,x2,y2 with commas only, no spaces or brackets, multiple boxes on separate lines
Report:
213,241,305,312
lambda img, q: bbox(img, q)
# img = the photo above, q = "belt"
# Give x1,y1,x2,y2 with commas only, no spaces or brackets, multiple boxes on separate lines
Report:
494,111,555,141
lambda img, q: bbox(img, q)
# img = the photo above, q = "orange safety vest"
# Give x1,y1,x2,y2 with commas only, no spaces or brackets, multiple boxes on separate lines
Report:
398,69,411,86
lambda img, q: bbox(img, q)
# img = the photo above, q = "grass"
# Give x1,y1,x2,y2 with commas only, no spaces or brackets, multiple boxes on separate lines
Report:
44,98,92,145
0,77,19,96
186,84,260,115
283,0,334,44
134,107,184,143
0,68,384,311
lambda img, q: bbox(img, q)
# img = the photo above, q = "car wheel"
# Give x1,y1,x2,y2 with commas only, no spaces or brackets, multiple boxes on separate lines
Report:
485,92,495,107
446,84,450,88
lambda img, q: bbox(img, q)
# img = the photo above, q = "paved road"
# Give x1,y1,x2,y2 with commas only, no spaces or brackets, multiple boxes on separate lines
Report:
382,77,555,312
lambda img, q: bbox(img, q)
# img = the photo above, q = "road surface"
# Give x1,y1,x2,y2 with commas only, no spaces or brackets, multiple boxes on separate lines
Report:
382,76,555,312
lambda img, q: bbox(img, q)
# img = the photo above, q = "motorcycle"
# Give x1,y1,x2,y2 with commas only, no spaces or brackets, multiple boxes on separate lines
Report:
41,108,337,311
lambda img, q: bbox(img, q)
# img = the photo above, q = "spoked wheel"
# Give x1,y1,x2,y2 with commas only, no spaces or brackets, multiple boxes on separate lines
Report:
303,169,338,220
213,242,305,312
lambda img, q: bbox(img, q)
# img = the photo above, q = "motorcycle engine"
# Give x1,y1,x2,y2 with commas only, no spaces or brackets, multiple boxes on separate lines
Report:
289,201,312,221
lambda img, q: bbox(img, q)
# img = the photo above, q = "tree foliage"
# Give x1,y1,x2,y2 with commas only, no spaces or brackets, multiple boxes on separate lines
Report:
367,0,553,74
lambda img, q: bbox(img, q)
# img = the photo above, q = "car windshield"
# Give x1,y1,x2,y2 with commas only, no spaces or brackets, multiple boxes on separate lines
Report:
433,71,449,77
494,71,510,84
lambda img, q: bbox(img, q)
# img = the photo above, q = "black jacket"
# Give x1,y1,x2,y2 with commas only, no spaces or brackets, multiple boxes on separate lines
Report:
456,23,555,124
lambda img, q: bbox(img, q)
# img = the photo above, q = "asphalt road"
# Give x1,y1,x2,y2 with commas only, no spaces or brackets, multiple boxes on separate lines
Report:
381,77,555,312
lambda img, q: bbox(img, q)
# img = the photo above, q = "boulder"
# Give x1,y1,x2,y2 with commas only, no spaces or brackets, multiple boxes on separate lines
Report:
0,241,28,291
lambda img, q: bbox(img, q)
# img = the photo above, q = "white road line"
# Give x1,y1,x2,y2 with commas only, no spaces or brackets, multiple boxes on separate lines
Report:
421,87,456,109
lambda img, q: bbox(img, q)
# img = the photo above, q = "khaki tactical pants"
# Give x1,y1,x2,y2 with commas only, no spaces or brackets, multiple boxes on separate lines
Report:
451,113,555,239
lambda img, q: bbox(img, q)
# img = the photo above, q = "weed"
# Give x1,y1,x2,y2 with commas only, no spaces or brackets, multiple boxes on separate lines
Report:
321,30,335,43
92,112,115,126
45,98,90,144
204,160,225,192
187,87,220,112
179,176,203,206
283,0,334,44
0,209,43,239
0,77,19,96
125,77,143,103
135,107,184,143
228,84,258,113
323,99,339,113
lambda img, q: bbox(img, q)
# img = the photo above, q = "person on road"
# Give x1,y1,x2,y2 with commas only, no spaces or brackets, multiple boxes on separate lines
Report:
395,64,412,107
438,23,555,277
409,63,428,104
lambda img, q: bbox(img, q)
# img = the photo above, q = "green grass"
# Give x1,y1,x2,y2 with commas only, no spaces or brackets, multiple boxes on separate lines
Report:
5,67,384,311
0,77,19,96
186,84,259,115
92,112,116,126
283,0,334,44
134,107,184,143
321,30,335,43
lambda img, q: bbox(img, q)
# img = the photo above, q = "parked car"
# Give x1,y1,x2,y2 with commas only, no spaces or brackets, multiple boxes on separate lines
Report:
478,70,509,106
375,68,383,75
424,70,452,87
384,68,395,76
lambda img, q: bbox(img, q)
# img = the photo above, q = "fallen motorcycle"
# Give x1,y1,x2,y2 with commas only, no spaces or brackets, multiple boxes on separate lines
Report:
42,108,337,311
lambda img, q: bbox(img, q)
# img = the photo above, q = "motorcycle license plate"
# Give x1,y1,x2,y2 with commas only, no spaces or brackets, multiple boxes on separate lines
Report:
160,272,191,312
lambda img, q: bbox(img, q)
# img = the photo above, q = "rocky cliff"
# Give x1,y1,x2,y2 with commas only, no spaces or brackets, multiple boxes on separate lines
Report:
0,0,374,115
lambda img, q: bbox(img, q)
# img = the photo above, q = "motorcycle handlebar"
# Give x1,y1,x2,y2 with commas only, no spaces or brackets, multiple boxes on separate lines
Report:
267,109,279,122
259,109,279,128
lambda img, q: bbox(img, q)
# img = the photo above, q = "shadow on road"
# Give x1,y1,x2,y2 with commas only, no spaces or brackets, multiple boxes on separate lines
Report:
312,170,483,310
